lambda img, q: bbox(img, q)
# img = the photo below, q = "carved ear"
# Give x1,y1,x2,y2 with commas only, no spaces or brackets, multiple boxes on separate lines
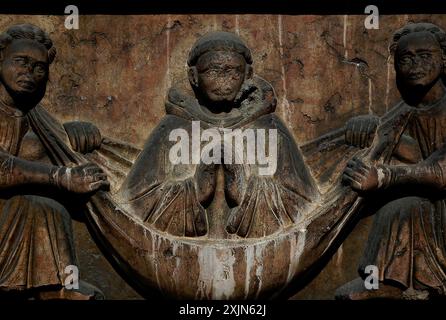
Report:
443,53,446,72
441,48,446,72
245,65,253,80
48,47,57,64
188,66,199,88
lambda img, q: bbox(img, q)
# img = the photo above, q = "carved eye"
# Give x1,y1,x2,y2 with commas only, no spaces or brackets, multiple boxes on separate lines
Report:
205,69,219,77
419,53,432,60
399,56,412,65
227,67,242,78
34,64,46,75
13,57,27,66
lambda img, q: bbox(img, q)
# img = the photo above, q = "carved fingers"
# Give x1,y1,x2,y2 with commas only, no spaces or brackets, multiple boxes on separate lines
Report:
81,163,109,192
223,163,248,207
345,115,379,148
194,162,218,206
64,121,103,154
60,163,109,194
342,156,379,193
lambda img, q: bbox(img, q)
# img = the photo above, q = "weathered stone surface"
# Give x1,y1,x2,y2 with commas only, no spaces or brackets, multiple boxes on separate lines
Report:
1,14,445,299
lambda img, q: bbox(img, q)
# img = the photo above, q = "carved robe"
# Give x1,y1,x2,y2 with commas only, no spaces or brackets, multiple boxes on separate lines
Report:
0,103,77,292
359,94,446,294
118,76,320,238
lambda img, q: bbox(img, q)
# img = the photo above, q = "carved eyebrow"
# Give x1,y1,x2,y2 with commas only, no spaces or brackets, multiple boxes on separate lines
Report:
398,50,414,56
415,49,436,54
12,54,28,59
206,63,224,69
11,53,47,64
196,63,218,72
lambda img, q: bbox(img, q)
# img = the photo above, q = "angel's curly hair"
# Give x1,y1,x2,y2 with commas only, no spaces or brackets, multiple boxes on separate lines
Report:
0,23,56,64
389,22,446,57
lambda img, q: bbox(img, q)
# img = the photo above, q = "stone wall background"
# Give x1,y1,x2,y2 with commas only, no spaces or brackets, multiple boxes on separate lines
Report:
0,14,445,299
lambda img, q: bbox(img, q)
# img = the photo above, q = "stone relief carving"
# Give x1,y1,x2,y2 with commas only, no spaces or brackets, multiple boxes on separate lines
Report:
0,24,108,300
0,20,445,300
336,22,446,300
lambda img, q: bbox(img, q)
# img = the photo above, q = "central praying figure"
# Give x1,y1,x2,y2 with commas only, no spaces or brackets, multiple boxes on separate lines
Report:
118,32,319,238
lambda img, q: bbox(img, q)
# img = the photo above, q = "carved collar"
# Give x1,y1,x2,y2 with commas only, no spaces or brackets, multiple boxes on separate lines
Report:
165,75,277,128
0,101,25,118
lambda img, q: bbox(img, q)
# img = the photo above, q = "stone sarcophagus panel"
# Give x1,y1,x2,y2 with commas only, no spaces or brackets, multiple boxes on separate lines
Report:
0,12,445,300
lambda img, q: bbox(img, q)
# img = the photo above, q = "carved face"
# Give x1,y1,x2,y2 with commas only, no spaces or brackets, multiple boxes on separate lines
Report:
0,39,49,100
395,32,444,89
194,51,248,105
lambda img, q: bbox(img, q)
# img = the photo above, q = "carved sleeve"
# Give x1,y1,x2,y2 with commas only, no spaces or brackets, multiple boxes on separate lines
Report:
392,134,422,164
379,144,446,190
0,149,59,190
63,121,102,154
224,116,320,238
118,116,211,237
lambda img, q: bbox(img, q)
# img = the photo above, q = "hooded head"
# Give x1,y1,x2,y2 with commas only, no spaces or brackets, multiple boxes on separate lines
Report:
187,31,253,112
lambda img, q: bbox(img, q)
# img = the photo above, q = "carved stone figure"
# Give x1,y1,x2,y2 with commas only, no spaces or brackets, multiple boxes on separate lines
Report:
6,22,441,300
80,31,371,299
336,22,446,300
0,24,109,299
118,31,319,238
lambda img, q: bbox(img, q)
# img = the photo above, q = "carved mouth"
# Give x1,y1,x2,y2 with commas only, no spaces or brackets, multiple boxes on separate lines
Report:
16,79,36,90
212,89,234,97
408,72,426,80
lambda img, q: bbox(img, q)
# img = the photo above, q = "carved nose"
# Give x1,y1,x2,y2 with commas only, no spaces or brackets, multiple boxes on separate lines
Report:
18,63,33,73
412,56,424,66
222,88,232,94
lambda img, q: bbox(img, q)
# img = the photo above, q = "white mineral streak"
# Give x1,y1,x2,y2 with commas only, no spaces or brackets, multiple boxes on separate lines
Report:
278,15,292,127
165,15,172,91
151,232,162,291
213,15,218,31
343,15,348,59
143,224,148,238
171,241,181,293
368,78,373,114
377,166,386,188
244,245,255,298
286,229,307,285
254,245,265,299
336,243,343,266
126,208,312,300
235,15,240,35
196,247,236,299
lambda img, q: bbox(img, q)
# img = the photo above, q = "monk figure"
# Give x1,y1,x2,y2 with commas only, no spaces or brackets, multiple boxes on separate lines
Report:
118,32,319,238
